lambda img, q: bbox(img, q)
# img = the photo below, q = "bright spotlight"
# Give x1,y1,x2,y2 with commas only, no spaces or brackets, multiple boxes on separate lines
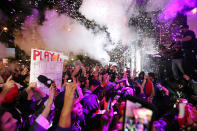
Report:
191,8,197,14
3,27,8,31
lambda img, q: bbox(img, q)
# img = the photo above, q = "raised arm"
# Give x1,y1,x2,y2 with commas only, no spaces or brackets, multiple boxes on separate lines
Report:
71,66,80,83
161,85,169,96
41,83,55,118
58,83,77,128
0,76,15,105
29,84,55,131
132,68,138,80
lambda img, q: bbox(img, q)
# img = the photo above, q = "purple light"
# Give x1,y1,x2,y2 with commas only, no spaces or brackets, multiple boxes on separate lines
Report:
137,0,147,4
159,0,197,21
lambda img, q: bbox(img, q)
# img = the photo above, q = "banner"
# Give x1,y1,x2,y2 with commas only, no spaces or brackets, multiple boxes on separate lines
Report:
30,49,64,94
6,48,15,58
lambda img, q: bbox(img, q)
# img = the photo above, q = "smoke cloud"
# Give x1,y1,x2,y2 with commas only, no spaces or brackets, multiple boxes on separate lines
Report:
79,0,137,45
14,9,111,62
40,10,110,62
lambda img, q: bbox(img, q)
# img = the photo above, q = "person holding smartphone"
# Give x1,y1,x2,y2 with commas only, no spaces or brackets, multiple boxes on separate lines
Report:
52,82,85,131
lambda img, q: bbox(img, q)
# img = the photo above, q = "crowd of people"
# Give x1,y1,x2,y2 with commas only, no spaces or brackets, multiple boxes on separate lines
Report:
0,58,197,131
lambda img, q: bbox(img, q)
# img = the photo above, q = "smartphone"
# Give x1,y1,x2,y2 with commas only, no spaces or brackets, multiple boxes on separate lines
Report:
123,97,155,131
67,79,72,83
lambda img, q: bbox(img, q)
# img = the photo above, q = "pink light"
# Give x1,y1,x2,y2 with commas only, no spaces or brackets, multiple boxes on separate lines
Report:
192,8,197,14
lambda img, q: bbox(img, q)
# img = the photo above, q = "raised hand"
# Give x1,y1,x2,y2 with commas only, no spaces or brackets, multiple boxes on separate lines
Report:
40,83,56,120
3,76,15,92
0,76,15,105
183,74,190,81
133,68,138,75
65,83,77,99
63,82,77,110
59,83,77,128
27,82,37,90
101,104,114,131
48,83,56,105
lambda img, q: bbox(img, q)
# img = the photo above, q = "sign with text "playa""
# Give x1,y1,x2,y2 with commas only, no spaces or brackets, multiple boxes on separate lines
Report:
30,49,64,94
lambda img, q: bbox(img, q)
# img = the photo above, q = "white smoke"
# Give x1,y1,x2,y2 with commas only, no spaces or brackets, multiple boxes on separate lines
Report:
40,10,110,62
14,9,111,62
79,0,137,45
